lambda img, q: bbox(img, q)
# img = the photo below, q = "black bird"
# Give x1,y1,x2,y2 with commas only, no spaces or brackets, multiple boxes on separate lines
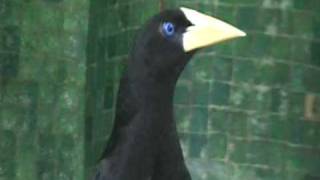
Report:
93,7,245,180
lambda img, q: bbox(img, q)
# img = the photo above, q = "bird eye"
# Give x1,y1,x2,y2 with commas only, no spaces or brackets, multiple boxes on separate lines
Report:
162,22,175,37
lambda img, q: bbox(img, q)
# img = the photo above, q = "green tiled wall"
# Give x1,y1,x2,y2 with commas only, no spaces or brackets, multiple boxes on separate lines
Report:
1,0,319,180
0,0,88,179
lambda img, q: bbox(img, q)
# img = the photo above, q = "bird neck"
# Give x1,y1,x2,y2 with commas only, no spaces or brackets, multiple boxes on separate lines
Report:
128,65,182,106
129,73,177,110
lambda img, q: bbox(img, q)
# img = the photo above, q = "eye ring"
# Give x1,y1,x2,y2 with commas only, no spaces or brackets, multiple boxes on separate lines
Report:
162,22,175,37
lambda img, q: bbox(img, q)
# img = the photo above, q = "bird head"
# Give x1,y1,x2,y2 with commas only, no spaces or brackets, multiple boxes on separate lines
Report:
130,7,246,80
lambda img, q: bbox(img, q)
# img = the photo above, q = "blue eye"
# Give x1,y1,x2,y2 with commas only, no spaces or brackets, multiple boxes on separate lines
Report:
162,22,175,37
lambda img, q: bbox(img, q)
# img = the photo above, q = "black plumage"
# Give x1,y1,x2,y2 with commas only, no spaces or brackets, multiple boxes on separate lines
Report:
93,7,245,180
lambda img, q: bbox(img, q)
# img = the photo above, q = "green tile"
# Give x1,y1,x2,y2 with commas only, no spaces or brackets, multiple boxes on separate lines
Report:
304,67,320,93
0,130,16,178
175,106,192,132
37,132,56,180
270,120,287,141
205,133,227,159
208,108,229,132
107,35,117,57
232,60,256,84
316,125,320,149
118,4,129,27
190,107,208,132
229,86,257,110
56,135,79,179
198,2,216,16
142,1,160,21
291,39,312,63
220,0,263,6
285,147,320,175
229,139,248,163
313,17,320,39
216,5,236,25
114,33,129,56
191,81,210,105
211,56,233,81
253,89,273,113
293,0,308,10
206,161,234,180
232,34,254,58
292,11,314,38
192,55,214,81
272,62,290,86
256,9,280,32
214,42,234,56
255,61,290,86
288,121,319,147
252,34,273,58
254,167,284,180
287,120,304,145
233,34,272,59
310,41,320,67
228,111,248,137
0,0,21,27
236,7,258,31
246,141,284,168
285,170,312,180
247,115,270,138
271,37,293,60
127,2,140,28
289,64,306,92
105,8,121,34
254,61,277,86
104,61,116,84
302,121,319,147
189,134,207,158
293,0,320,12
211,82,230,106
287,92,305,119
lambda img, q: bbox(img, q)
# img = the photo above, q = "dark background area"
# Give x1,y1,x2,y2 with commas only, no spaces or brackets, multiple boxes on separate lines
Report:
0,0,319,180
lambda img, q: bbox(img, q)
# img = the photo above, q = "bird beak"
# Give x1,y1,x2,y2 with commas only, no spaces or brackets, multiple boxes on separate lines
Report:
181,7,246,52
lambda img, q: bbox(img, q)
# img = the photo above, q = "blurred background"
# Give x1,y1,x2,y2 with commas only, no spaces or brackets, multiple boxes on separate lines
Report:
0,0,319,180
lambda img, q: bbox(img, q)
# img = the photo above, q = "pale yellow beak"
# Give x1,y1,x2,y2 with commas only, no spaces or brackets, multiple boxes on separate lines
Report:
181,7,246,52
